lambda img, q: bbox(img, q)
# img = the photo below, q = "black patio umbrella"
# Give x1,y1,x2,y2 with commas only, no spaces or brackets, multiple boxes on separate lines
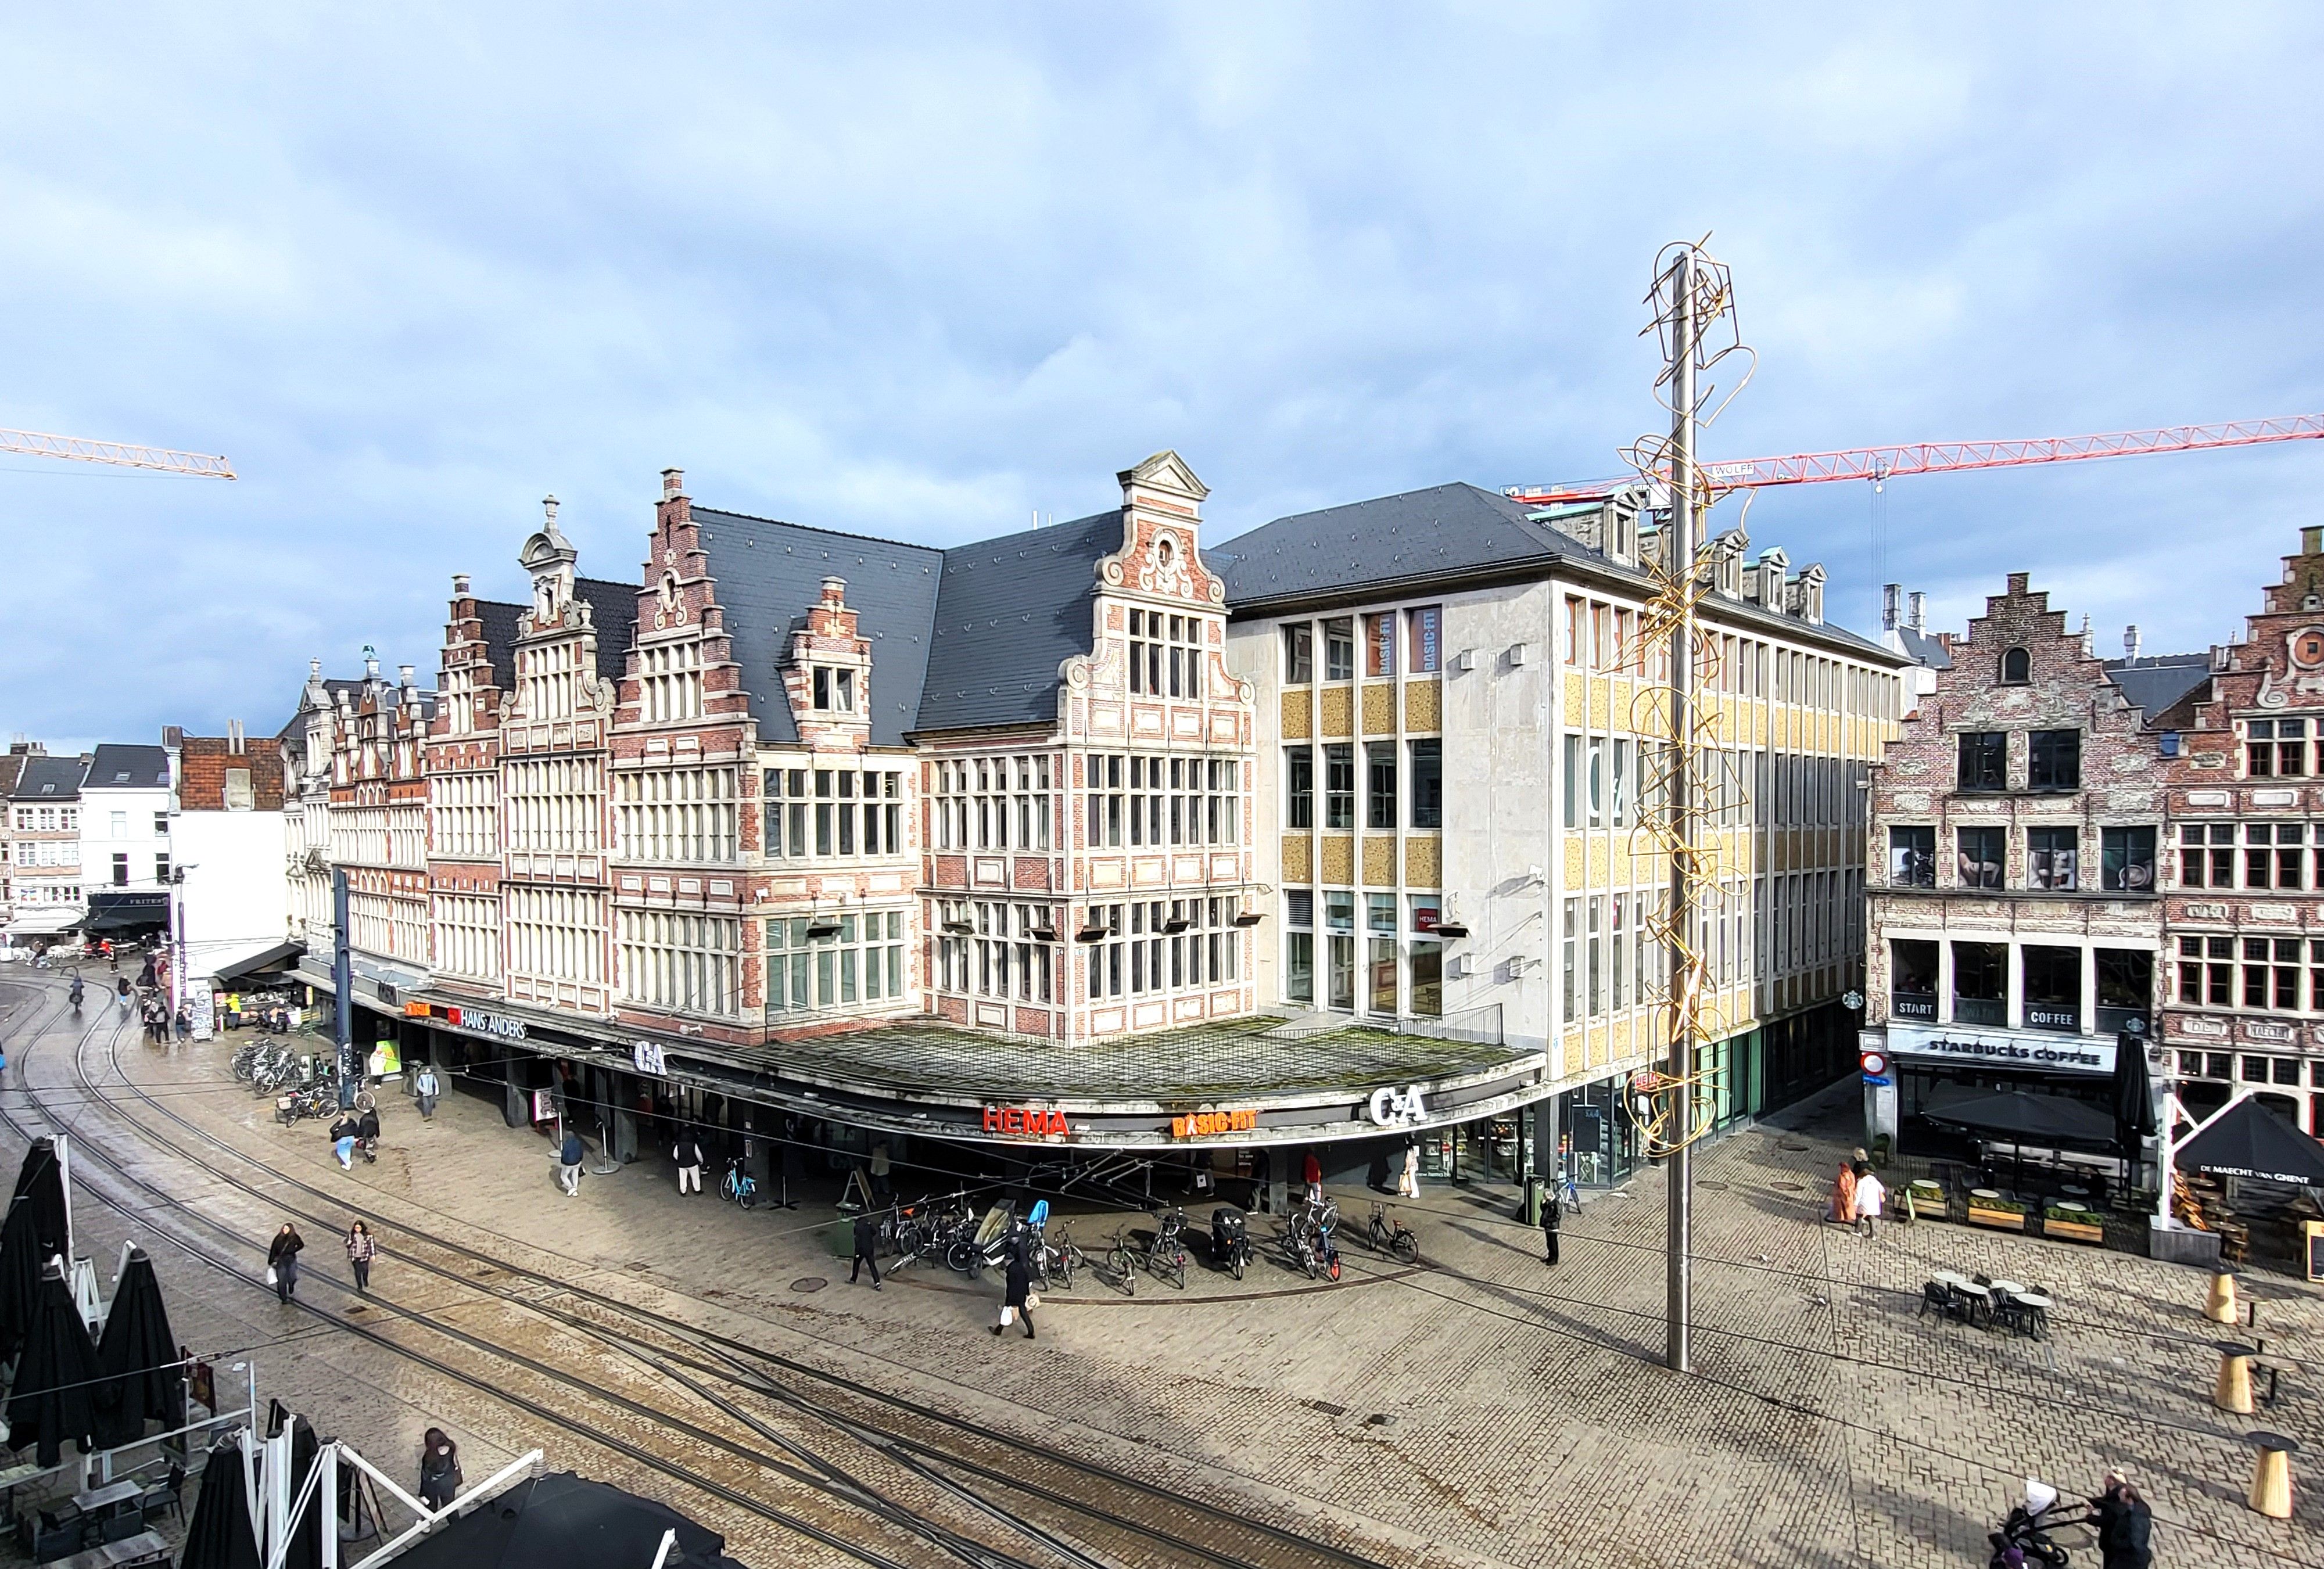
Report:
1920,1087,2119,1148
93,1247,184,1446
0,1138,71,1360
384,1471,743,1569
2174,1097,2324,1187
179,1439,264,1569
6,1262,103,1466
2111,1036,2159,1150
280,1413,324,1569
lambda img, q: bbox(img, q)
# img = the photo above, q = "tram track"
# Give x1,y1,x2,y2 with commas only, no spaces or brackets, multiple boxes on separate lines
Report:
3,975,1403,1569
0,980,1032,1569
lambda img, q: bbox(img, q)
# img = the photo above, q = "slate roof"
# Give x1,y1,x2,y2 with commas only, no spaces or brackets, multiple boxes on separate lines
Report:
1893,626,1953,669
7,754,86,801
0,755,23,799
574,577,639,681
691,508,944,748
2103,653,2212,723
276,679,365,740
919,509,1121,734
1214,482,1903,663
474,599,525,687
85,744,170,790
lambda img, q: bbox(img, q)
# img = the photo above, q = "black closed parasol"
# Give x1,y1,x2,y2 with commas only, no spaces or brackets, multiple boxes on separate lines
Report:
179,1439,264,1569
6,1261,103,1466
385,1470,743,1569
1920,1086,2119,1148
0,1139,70,1361
2175,1096,2324,1187
94,1246,184,1446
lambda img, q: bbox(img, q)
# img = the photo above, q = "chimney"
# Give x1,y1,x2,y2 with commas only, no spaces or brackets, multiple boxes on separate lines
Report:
452,573,471,596
2079,613,2095,656
1907,591,1927,633
662,468,685,498
228,720,245,755
1882,584,1901,631
2124,624,2142,662
820,576,848,609
399,663,416,691
2305,525,2322,556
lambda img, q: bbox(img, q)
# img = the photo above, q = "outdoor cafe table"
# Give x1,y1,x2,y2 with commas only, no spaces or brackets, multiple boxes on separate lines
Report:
70,1480,141,1517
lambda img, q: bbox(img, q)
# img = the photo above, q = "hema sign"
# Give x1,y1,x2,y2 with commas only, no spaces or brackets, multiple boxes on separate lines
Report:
1888,1024,2115,1076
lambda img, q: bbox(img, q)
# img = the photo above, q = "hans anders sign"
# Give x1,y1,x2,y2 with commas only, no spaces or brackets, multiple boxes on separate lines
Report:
1888,1024,2115,1077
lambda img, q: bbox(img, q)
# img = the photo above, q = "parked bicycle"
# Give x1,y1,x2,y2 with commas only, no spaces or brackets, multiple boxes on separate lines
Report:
1102,1224,1142,1297
720,1157,761,1209
1283,1195,1342,1281
1033,1225,1082,1292
1361,1202,1421,1265
1134,1207,1190,1291
947,1209,1024,1279
1209,1207,1253,1280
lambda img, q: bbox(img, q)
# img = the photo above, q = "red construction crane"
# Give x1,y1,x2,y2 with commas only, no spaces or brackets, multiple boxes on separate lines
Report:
1505,412,2324,506
0,426,235,479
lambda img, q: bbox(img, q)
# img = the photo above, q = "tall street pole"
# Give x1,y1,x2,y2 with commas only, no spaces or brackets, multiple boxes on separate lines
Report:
333,868,354,1108
1664,247,1698,1375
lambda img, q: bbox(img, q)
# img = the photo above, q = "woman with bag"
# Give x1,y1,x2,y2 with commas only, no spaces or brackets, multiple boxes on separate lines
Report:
989,1233,1036,1340
345,1220,377,1292
267,1223,304,1304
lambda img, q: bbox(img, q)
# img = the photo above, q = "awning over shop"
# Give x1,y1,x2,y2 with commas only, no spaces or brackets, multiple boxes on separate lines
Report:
1918,1086,2119,1150
203,939,305,986
2174,1096,2324,1186
81,892,169,934
2,909,84,936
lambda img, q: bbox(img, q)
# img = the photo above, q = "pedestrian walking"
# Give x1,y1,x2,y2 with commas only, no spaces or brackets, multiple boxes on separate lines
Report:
556,1127,584,1195
849,1209,883,1289
1398,1137,1420,1199
345,1220,376,1292
267,1223,304,1304
1827,1158,1857,1226
417,1429,462,1510
989,1236,1035,1340
1541,1191,1562,1266
413,1063,440,1121
673,1131,704,1195
329,1116,358,1171
1303,1148,1324,1207
357,1105,381,1164
1852,1162,1885,1238
2092,1471,2153,1569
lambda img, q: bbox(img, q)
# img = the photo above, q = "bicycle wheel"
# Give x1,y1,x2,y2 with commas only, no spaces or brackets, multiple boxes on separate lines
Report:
945,1240,975,1274
1167,1247,1186,1291
1392,1230,1421,1265
1327,1254,1342,1282
1060,1245,1079,1291
1231,1250,1245,1281
1107,1246,1136,1293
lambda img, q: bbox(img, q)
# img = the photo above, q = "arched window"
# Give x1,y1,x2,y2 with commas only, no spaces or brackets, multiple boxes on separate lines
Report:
2000,647,2031,684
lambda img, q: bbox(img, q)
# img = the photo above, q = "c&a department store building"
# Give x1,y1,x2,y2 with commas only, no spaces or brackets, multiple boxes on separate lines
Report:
282,454,1903,1188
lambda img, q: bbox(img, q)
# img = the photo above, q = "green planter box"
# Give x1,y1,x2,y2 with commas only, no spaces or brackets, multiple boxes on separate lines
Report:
1906,1180,1946,1218
2043,1205,2105,1244
1967,1202,2027,1231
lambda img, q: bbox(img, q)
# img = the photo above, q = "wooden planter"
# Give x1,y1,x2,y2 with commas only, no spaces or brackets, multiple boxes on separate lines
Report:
1967,1204,2027,1231
2044,1216,2105,1245
1907,1181,1946,1218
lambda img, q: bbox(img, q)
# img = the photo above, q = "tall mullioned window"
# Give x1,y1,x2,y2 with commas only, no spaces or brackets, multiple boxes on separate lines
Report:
504,756,603,854
637,642,704,722
768,909,906,1014
1082,754,1238,849
616,767,738,863
769,767,902,858
1128,611,1206,698
616,910,737,1017
933,756,1049,852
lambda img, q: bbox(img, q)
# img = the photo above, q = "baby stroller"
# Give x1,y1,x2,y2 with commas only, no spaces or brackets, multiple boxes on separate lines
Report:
1210,1208,1252,1279
1987,1480,2090,1569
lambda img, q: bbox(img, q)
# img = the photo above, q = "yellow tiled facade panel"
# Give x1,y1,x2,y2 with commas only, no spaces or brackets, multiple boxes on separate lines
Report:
1281,835,1312,883
1320,835,1354,886
1588,838,1608,886
1319,687,1353,737
1562,1033,1586,1078
1279,691,1311,740
1404,834,1441,888
1588,678,1609,730
1361,684,1396,735
1563,837,1584,889
1403,678,1441,733
1362,835,1396,887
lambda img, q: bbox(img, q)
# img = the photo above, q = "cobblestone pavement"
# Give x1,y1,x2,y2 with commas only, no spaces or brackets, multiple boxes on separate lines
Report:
6,979,2319,1568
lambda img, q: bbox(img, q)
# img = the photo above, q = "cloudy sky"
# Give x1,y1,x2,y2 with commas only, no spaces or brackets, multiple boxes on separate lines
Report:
5,5,2321,748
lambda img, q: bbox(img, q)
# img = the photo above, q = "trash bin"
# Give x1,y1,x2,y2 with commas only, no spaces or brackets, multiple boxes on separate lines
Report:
1520,1173,1545,1227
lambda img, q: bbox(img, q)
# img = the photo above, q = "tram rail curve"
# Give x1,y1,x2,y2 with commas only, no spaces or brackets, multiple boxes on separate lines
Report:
2,975,1407,1569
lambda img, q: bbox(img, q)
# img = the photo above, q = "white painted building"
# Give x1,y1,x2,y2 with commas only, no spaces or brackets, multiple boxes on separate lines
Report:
78,743,173,942
164,724,297,986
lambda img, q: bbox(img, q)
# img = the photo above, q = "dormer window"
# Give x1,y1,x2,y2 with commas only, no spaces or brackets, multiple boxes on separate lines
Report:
1999,647,2031,684
812,667,855,712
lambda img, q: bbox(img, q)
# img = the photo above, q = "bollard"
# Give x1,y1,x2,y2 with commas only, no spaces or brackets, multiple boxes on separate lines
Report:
2204,1270,2239,1324
2214,1342,2257,1416
2246,1430,2298,1520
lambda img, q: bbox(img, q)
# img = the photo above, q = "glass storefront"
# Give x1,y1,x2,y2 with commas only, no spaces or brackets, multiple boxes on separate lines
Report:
1558,1078,1640,1187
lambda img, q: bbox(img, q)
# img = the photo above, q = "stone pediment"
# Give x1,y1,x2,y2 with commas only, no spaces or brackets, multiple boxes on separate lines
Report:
1118,449,1208,502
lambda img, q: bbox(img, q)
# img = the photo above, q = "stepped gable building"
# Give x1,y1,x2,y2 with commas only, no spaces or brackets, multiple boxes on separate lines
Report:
2157,526,2324,1133
1861,572,2169,1154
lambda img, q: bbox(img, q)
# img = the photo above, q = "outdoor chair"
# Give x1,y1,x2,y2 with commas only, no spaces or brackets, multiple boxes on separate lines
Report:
137,1482,178,1527
1917,1281,1950,1320
101,1511,146,1545
23,1507,80,1563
